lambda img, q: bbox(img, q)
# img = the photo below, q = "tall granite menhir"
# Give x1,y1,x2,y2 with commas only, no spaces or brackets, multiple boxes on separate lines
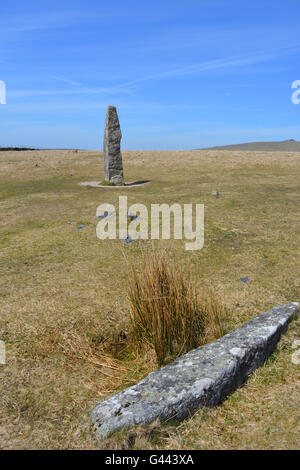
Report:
103,106,124,185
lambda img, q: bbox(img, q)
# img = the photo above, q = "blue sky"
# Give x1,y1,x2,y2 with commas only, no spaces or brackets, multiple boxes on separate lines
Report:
0,0,300,149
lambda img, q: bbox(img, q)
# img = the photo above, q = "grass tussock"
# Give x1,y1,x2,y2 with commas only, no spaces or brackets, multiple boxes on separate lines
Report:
99,180,116,186
127,251,225,366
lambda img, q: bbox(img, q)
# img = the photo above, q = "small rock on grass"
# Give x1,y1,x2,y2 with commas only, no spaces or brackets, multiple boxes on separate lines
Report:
239,277,250,283
120,235,135,244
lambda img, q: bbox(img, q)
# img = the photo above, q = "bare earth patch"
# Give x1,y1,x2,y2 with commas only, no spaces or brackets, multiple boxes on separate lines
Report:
80,180,150,188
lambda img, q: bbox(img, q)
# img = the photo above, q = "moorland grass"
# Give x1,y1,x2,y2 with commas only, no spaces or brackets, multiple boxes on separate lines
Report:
0,149,299,449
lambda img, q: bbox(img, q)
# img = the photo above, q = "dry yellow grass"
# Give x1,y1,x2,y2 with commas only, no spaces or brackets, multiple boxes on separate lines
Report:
127,250,225,366
0,148,299,449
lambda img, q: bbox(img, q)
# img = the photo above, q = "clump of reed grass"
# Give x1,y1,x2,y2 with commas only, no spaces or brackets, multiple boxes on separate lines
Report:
127,251,225,366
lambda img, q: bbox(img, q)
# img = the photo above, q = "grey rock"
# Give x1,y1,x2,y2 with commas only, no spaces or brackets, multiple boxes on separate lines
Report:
120,234,135,244
127,212,140,222
92,302,299,438
239,277,250,283
103,106,124,185
94,211,115,220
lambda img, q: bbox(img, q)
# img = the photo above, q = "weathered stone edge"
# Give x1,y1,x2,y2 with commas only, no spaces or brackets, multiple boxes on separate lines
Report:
92,303,299,438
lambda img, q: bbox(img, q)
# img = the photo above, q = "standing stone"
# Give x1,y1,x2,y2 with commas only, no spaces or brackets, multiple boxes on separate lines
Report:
103,106,124,185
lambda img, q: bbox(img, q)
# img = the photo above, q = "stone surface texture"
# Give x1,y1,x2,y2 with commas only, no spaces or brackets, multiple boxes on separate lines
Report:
103,106,124,185
92,303,299,438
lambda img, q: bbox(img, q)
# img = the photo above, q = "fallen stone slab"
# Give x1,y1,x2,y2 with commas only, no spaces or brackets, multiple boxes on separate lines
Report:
92,302,299,438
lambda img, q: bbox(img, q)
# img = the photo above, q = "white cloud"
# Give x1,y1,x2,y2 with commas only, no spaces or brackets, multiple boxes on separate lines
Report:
7,50,282,99
1,10,109,33
50,76,82,87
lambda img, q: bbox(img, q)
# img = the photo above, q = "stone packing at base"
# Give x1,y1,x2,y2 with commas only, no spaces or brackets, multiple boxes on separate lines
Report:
92,302,299,438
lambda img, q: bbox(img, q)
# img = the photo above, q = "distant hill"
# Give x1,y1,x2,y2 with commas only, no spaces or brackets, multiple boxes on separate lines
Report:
202,139,300,152
0,147,36,151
